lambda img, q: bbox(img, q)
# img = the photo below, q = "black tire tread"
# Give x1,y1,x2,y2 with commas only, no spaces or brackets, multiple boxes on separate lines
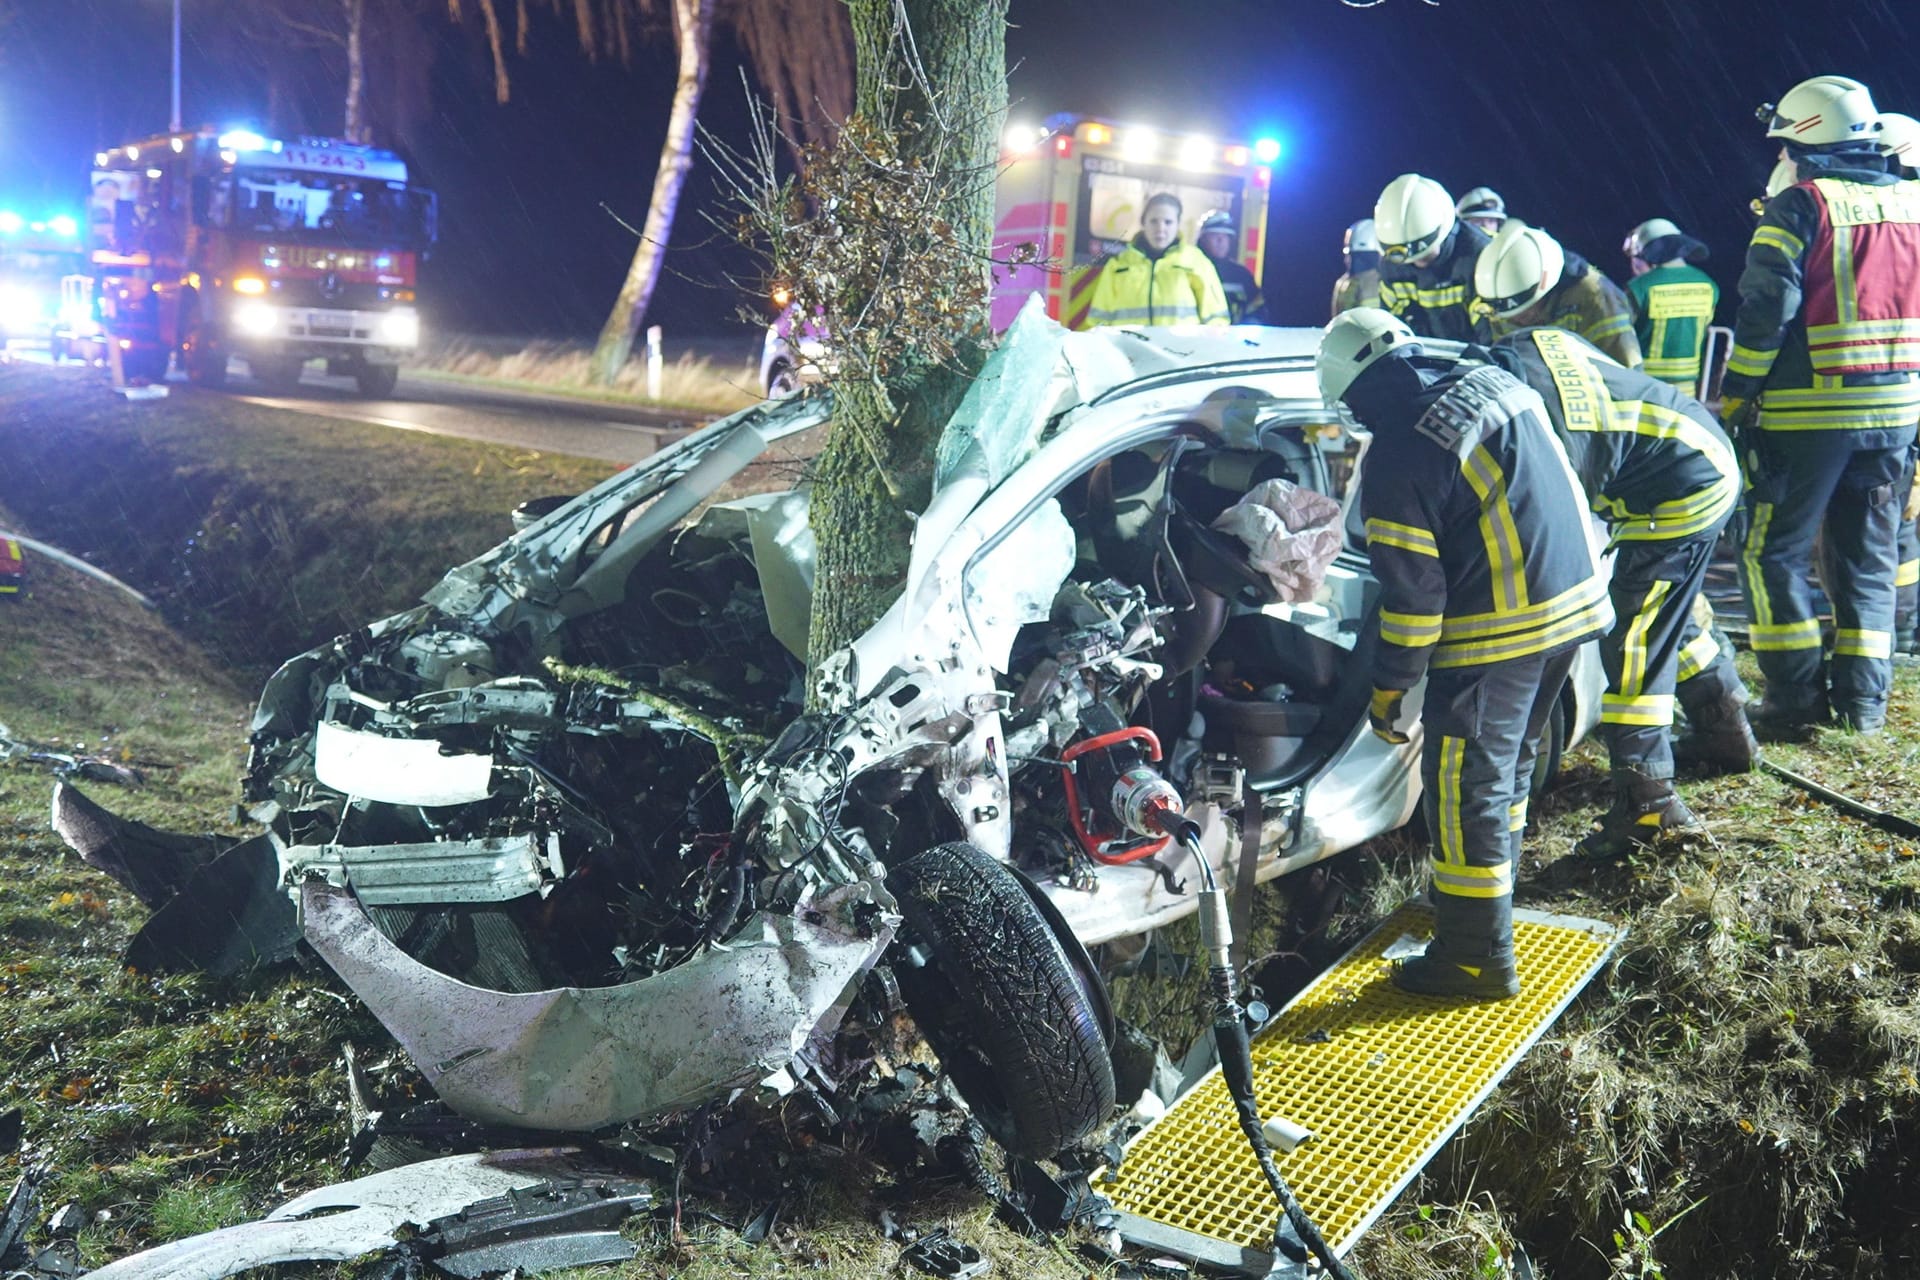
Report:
888,841,1115,1158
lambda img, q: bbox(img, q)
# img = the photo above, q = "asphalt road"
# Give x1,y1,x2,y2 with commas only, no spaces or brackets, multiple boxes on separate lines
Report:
221,366,711,464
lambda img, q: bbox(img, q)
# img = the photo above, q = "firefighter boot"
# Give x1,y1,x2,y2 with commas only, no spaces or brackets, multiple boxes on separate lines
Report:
1391,893,1519,1001
1834,698,1888,736
1575,768,1700,859
1748,687,1831,742
1672,692,1760,776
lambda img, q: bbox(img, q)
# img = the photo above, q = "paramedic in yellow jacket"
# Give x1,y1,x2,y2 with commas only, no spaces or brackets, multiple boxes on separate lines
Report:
1081,193,1231,329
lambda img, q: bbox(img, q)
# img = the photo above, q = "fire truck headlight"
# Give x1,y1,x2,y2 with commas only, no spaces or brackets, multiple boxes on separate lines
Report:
232,275,268,296
234,301,279,336
378,309,420,347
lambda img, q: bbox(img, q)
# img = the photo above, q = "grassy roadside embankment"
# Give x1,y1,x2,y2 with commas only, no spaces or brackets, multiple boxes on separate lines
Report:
4,356,1920,1276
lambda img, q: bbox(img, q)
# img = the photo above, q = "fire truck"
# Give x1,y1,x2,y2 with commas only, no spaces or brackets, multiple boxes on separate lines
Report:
760,114,1277,394
80,128,436,395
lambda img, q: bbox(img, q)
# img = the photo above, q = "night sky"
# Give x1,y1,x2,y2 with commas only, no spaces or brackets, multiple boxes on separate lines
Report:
4,0,1918,340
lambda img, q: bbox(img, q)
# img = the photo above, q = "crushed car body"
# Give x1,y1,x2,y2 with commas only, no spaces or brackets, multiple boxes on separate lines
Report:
56,301,1605,1157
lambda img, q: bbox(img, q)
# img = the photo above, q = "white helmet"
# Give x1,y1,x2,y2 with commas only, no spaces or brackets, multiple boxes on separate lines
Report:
1345,218,1378,255
1761,75,1881,147
1475,222,1566,319
1318,308,1420,406
1624,217,1683,259
1455,186,1506,221
1374,174,1456,264
1764,157,1799,199
1879,111,1920,169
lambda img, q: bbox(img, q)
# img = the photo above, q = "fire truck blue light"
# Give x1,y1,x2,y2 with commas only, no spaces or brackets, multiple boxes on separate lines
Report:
1253,137,1282,164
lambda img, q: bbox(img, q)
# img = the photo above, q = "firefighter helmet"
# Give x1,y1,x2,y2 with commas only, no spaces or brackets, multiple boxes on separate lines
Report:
1345,219,1379,256
1318,308,1420,406
1374,175,1456,264
1624,218,1683,260
1760,75,1881,148
1475,222,1566,319
1879,111,1920,170
1199,209,1236,237
1455,186,1506,221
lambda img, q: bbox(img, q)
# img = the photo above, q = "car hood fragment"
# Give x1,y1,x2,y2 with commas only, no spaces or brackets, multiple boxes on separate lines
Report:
83,1148,650,1280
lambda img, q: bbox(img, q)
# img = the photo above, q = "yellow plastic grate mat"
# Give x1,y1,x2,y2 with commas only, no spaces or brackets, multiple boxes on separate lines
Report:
1101,903,1620,1262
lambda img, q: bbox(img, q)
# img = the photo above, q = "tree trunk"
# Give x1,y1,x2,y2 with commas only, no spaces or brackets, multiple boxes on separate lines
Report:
804,0,1009,685
587,0,715,386
343,0,370,142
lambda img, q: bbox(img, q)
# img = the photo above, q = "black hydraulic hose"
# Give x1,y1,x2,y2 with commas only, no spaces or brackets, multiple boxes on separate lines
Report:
1758,757,1920,839
1153,820,1360,1280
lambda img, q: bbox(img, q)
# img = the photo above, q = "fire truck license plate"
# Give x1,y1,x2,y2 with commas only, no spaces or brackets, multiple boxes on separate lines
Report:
305,310,357,337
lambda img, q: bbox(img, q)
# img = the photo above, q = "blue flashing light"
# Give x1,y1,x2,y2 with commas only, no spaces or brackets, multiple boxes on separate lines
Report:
1253,137,1283,164
218,129,271,152
49,215,78,239
0,211,22,234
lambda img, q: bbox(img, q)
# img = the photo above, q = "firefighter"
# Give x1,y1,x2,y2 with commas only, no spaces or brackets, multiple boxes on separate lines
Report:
1331,218,1383,318
1318,308,1613,1000
1479,328,1756,854
1476,222,1643,368
1196,210,1267,324
1456,186,1509,236
1374,174,1493,343
1878,112,1920,653
1082,192,1230,329
1726,75,1920,735
1622,218,1719,391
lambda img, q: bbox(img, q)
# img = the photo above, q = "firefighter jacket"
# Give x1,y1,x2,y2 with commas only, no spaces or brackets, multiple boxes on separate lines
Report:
1724,155,1920,437
1487,251,1643,369
1331,268,1383,319
1360,364,1614,691
1082,235,1230,328
1625,260,1718,389
1208,255,1268,323
1378,222,1493,343
1486,327,1740,546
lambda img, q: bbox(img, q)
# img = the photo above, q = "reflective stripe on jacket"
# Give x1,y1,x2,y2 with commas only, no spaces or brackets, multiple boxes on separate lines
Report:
1489,327,1739,545
1082,238,1230,328
1378,222,1492,343
1361,365,1613,688
1626,263,1718,387
1488,254,1643,369
1725,163,1920,435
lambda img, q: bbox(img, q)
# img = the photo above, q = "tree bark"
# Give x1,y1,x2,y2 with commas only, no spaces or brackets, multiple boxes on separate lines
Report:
343,0,370,142
587,0,714,385
804,0,1008,685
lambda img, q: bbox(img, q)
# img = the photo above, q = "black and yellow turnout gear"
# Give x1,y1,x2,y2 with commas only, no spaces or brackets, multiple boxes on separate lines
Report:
1378,221,1493,344
1726,149,1920,730
1486,250,1643,369
1485,328,1748,792
1348,357,1611,997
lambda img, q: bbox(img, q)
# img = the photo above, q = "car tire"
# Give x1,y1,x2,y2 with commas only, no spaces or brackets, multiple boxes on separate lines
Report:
765,362,799,399
251,356,305,393
355,362,401,398
887,841,1117,1159
1527,689,1569,804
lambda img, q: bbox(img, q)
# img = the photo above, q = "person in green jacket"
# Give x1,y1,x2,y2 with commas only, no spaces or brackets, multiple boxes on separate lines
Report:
1623,218,1719,392
1081,192,1230,329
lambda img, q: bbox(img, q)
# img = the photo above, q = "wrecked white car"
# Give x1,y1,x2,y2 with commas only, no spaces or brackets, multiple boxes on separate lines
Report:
56,307,1601,1161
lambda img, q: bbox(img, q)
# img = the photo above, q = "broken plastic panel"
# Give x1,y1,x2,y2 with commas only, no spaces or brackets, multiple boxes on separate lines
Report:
964,497,1076,673
83,1149,646,1280
313,720,494,807
301,879,898,1131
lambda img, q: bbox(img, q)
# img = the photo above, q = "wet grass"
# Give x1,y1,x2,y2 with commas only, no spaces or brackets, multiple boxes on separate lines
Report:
413,336,762,416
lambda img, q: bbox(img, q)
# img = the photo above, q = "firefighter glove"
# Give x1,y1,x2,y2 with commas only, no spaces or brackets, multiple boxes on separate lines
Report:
1369,687,1412,745
1719,395,1754,431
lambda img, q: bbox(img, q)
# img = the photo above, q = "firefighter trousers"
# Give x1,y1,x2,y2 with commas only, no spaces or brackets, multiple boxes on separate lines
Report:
1600,535,1743,779
1742,431,1911,715
1419,648,1576,963
1896,447,1918,648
